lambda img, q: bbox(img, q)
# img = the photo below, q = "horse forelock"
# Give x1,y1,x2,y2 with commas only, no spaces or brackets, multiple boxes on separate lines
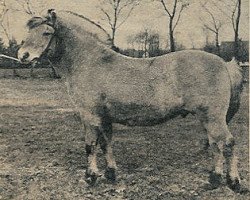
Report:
27,17,48,29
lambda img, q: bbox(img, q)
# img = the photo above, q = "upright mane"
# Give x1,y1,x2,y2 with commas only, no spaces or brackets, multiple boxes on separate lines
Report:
58,10,112,47
64,11,110,38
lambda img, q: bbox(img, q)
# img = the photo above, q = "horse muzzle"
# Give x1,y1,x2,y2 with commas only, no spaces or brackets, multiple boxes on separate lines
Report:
18,50,41,65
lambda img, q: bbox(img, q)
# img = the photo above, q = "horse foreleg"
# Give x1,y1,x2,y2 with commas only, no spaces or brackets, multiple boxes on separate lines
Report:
99,121,117,183
84,123,101,185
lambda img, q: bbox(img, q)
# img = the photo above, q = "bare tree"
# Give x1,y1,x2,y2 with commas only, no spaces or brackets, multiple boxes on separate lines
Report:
156,0,189,52
200,2,223,55
207,0,242,60
188,33,195,49
132,28,160,57
13,0,35,15
127,34,136,49
8,0,45,16
0,0,36,41
98,0,140,48
202,26,210,46
230,0,241,61
0,0,11,40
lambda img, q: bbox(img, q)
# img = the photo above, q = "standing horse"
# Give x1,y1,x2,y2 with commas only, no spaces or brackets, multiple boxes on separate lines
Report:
18,10,243,191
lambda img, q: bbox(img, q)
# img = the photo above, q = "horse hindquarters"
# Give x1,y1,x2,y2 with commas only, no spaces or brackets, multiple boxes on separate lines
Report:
200,115,240,191
226,61,243,124
196,63,243,192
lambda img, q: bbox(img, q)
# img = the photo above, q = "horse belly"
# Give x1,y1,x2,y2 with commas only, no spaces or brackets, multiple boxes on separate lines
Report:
108,101,184,126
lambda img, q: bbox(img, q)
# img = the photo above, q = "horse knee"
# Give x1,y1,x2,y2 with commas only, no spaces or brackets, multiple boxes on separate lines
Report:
99,134,108,154
85,143,96,156
223,137,235,157
99,123,113,152
205,122,232,143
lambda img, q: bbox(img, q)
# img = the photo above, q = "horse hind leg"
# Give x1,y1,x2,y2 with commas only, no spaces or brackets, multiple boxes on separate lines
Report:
202,119,241,192
224,135,241,192
200,96,241,151
98,120,117,183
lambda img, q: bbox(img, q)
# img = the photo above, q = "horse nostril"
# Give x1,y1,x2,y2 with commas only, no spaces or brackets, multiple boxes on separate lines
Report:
23,52,30,59
20,52,30,62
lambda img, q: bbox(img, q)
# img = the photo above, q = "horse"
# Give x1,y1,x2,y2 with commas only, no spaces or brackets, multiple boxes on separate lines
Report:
17,9,243,192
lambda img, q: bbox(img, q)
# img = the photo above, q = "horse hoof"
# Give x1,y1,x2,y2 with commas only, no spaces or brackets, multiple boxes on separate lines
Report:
105,167,116,183
208,171,222,189
201,138,210,151
226,175,241,193
85,170,101,186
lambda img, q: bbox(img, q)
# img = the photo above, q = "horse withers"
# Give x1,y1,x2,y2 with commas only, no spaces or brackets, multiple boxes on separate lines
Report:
18,9,244,192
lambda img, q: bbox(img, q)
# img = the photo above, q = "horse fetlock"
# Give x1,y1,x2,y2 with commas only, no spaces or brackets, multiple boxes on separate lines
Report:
226,137,235,147
107,155,117,169
85,169,102,186
201,138,210,151
105,167,116,183
208,171,223,189
223,144,234,158
85,144,94,155
226,174,241,193
85,143,98,160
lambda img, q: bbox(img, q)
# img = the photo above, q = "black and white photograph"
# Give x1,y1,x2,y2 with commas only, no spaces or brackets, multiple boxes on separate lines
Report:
0,0,249,199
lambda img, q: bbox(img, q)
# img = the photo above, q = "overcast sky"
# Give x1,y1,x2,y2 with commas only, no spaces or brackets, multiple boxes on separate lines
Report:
1,0,249,49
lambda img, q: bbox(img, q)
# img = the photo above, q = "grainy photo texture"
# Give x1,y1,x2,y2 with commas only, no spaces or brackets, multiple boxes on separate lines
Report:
0,0,249,199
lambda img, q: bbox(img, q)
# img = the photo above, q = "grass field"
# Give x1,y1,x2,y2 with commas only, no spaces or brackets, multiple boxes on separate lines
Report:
0,74,249,200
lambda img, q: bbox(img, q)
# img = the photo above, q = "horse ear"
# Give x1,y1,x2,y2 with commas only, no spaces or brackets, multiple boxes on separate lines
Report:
46,9,57,25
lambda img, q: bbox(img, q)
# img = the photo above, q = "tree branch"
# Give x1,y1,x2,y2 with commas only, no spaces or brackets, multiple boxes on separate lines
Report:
100,8,114,29
231,0,238,31
116,4,136,29
0,0,11,40
171,0,178,18
160,0,172,18
200,2,223,34
203,24,217,34
25,0,34,15
117,0,135,15
173,4,184,31
14,0,34,15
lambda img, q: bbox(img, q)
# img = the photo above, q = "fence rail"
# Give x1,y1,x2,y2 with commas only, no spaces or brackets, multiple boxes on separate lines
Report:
0,64,50,69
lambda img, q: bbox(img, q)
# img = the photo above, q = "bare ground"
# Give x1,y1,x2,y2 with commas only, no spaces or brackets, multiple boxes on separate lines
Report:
0,74,249,200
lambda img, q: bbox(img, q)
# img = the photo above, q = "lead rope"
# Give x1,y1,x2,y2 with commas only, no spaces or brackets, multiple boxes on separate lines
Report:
48,59,60,78
0,54,20,62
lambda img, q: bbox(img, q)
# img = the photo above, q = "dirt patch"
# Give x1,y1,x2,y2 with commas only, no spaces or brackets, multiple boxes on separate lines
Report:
0,78,249,200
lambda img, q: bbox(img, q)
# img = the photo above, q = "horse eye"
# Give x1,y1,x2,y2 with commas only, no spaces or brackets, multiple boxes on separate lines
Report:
43,32,52,36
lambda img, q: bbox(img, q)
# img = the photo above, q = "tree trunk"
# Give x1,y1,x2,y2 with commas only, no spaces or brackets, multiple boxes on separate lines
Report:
234,0,241,61
215,32,220,56
144,32,148,57
111,28,116,48
169,18,175,52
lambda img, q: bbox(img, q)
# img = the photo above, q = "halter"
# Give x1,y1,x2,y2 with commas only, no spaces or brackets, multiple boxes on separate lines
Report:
33,22,62,78
40,23,60,61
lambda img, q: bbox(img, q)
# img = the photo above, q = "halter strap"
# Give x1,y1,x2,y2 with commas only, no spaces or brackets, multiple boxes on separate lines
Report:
40,23,63,62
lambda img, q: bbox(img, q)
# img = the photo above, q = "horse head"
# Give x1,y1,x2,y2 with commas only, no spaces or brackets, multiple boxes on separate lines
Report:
18,9,59,64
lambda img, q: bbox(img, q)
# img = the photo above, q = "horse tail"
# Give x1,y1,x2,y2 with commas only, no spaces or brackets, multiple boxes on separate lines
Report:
225,57,244,123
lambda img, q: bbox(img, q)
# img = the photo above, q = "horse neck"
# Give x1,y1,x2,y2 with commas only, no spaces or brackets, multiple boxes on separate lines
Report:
55,20,111,72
